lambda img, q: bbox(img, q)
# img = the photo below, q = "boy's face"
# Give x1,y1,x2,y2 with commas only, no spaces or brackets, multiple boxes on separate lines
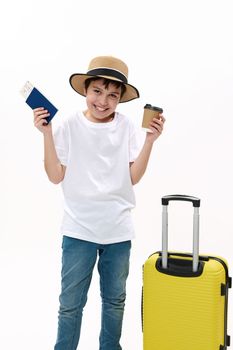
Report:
84,79,121,122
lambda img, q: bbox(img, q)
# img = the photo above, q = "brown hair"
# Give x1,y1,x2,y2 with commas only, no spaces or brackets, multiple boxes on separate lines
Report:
84,77,126,98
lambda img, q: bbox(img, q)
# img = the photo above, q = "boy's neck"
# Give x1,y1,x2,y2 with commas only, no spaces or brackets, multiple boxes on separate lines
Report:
83,110,115,123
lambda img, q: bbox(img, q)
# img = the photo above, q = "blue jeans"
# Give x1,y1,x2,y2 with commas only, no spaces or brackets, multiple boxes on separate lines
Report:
54,236,131,350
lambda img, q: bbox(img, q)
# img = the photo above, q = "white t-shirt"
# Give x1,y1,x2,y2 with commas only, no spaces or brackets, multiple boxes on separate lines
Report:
53,111,140,244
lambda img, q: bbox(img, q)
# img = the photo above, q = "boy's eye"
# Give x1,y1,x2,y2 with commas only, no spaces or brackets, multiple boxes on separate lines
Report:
110,94,118,99
93,89,101,94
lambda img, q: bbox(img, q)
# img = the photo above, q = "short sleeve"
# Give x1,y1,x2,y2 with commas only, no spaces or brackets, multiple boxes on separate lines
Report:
53,120,69,166
129,120,141,163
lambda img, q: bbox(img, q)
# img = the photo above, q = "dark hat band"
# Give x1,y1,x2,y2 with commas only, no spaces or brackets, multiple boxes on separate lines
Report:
87,68,128,84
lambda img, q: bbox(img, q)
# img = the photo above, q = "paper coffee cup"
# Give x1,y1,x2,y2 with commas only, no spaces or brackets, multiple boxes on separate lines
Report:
142,104,163,132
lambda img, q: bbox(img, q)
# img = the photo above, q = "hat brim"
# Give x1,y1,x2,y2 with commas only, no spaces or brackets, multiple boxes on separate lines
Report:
69,73,139,103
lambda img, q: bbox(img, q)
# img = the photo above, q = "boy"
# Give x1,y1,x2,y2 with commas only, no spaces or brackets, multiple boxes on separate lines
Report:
33,56,165,350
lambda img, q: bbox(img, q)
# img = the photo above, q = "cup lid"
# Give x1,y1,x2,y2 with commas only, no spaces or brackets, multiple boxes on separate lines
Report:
144,104,163,113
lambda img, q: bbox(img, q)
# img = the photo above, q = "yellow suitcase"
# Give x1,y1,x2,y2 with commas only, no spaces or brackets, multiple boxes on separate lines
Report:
142,195,231,350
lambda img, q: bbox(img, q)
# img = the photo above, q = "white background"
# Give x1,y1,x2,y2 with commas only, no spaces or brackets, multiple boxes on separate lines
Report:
1,0,233,349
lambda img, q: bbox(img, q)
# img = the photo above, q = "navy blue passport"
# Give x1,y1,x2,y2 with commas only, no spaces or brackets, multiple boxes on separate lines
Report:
21,82,58,123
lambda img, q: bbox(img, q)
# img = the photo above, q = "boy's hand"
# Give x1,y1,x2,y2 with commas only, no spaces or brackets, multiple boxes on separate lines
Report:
33,107,52,134
146,114,166,143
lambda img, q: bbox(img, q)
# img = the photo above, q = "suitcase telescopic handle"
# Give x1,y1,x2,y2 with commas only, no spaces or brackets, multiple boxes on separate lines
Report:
162,194,200,207
161,195,201,272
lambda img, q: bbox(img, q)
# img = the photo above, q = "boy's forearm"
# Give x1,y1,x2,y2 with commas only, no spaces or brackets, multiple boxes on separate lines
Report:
130,140,153,185
43,132,65,184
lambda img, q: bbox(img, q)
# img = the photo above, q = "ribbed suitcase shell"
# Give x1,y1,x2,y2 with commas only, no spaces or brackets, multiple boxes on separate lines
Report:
143,252,229,350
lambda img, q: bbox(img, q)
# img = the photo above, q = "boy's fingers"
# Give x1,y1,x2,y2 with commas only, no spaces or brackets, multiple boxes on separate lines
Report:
35,112,49,118
34,112,50,122
160,115,166,123
33,108,48,118
152,118,164,126
33,107,45,112
153,114,166,123
150,119,164,132
34,109,48,116
35,118,48,128
34,114,50,124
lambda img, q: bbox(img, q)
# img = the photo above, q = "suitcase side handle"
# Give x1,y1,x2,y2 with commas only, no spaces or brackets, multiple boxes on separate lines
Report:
162,194,200,207
161,194,200,272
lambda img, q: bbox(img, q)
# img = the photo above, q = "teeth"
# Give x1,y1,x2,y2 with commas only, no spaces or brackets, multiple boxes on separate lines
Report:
95,106,106,111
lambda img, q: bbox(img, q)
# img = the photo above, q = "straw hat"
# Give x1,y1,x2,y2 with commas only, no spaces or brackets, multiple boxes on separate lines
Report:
69,56,139,103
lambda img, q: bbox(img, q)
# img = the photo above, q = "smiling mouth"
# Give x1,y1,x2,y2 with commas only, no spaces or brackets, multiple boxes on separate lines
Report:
94,105,108,112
